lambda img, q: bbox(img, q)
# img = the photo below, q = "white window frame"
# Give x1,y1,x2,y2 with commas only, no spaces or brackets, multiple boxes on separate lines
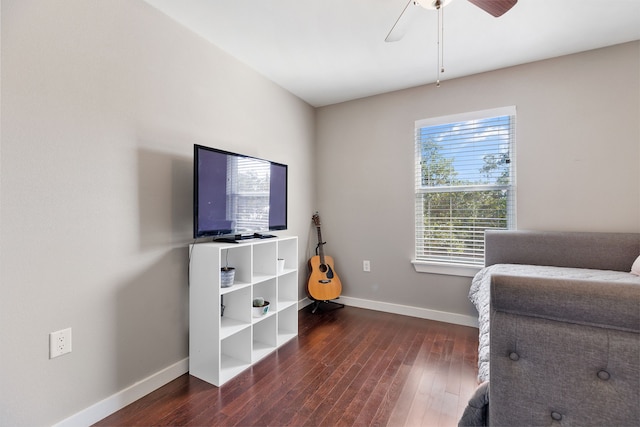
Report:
412,106,516,277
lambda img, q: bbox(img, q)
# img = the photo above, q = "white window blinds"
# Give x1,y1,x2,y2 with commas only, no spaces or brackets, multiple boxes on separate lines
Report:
414,107,516,266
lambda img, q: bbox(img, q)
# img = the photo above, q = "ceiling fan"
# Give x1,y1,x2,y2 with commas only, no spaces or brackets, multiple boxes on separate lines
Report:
385,0,518,42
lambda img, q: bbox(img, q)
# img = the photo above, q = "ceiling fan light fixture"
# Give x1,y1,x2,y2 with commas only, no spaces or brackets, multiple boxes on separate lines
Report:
414,0,453,11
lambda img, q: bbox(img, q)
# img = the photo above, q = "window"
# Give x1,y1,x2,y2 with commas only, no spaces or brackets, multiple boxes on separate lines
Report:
413,107,516,274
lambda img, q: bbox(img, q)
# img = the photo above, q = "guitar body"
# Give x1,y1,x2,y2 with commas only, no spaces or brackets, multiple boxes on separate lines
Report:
307,254,342,301
307,212,342,302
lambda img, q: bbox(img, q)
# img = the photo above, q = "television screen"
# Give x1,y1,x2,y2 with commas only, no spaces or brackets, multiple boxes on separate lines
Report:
193,144,287,239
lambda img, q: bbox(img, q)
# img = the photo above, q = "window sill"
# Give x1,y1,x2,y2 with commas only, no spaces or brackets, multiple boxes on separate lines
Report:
412,260,482,277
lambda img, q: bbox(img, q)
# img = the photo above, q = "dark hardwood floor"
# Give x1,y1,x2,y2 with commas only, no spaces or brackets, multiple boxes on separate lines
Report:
94,305,479,427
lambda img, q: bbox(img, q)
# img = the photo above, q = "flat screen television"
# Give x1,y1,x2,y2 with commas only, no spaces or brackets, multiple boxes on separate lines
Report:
193,144,288,241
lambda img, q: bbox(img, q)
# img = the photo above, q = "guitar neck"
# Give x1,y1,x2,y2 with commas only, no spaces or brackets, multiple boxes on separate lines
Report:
316,226,326,265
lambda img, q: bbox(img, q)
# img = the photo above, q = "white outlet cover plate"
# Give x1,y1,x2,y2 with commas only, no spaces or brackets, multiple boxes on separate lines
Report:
50,328,72,359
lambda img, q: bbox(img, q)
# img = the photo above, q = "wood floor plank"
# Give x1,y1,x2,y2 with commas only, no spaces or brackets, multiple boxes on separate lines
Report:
93,305,479,427
308,322,392,426
385,321,439,427
335,315,410,426
370,326,432,426
408,363,437,423
367,322,428,426
269,310,381,426
291,313,400,426
352,320,421,426
241,320,370,424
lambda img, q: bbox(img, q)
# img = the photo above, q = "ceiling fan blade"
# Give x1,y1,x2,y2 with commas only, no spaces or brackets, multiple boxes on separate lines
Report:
385,0,421,43
467,0,517,17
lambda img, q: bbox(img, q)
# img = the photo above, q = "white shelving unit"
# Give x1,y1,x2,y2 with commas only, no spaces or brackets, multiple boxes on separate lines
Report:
189,236,298,387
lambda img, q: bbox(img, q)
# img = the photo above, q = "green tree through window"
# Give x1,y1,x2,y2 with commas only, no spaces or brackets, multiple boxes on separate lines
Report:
415,108,516,267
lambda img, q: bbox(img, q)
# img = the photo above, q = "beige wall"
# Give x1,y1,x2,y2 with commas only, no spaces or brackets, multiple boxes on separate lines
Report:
315,41,640,321
0,1,315,425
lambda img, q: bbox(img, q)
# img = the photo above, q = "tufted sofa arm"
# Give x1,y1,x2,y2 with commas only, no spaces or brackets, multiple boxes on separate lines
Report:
489,274,640,426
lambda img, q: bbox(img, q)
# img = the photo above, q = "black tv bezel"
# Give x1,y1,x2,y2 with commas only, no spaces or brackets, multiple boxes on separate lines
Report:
193,144,288,239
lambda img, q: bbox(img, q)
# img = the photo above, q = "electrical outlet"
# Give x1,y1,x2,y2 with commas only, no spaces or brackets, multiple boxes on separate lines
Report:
50,328,72,359
363,260,371,272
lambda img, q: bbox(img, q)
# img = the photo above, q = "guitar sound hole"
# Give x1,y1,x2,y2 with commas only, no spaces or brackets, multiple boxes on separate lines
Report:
319,264,328,273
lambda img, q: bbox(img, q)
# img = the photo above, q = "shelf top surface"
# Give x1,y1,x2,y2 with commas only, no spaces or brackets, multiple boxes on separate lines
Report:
191,235,297,248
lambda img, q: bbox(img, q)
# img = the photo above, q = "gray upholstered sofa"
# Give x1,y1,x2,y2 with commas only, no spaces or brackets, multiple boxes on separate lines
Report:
460,230,640,427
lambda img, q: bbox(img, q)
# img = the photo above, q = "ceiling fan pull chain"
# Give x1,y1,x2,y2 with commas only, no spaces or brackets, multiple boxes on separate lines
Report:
436,2,445,87
441,4,445,74
436,3,440,86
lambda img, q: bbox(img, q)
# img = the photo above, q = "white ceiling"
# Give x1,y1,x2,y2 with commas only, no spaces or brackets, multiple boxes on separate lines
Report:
143,0,640,107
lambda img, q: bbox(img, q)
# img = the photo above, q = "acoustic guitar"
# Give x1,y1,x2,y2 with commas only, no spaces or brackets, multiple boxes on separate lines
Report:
307,212,342,301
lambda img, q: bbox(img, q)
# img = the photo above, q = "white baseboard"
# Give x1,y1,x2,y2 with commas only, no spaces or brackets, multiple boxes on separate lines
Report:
298,297,313,308
300,295,478,328
53,358,189,427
